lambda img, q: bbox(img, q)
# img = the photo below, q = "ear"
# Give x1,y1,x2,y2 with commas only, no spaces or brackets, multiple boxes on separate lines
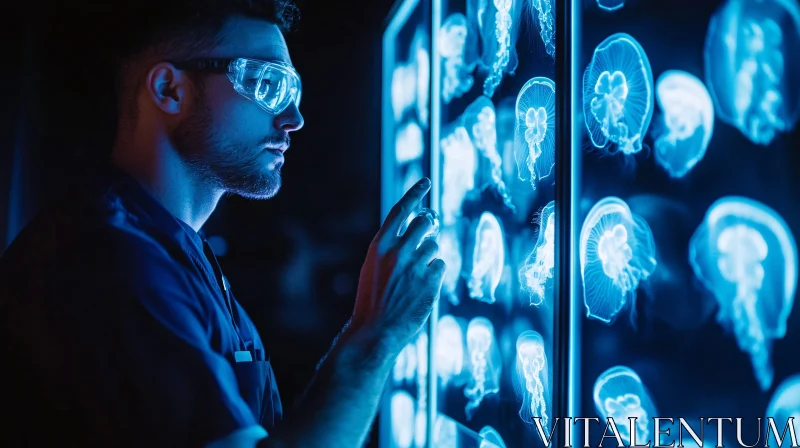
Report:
144,62,193,115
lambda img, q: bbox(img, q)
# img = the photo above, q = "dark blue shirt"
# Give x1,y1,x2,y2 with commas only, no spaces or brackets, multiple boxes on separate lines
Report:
0,166,281,447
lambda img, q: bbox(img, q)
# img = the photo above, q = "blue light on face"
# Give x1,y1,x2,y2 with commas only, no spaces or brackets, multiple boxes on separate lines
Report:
439,13,475,104
704,0,800,146
520,201,555,306
597,0,625,11
514,77,556,190
514,330,550,429
580,197,657,324
531,0,555,58
593,366,658,444
464,317,502,420
583,33,654,155
689,197,798,391
652,70,715,178
468,212,506,303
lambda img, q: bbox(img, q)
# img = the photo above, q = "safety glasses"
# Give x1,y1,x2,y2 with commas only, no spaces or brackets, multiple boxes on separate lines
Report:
171,57,302,115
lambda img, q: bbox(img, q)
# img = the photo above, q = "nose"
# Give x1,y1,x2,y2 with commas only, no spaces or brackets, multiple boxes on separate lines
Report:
275,102,304,132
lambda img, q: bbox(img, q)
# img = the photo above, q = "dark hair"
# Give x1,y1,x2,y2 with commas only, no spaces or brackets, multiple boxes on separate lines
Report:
111,0,299,120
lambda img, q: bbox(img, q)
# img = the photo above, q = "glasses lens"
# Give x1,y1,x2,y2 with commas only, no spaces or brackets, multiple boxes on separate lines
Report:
232,59,302,114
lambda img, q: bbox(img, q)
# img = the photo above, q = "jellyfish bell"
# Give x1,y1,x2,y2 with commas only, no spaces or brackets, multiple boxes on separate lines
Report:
580,197,658,325
395,121,425,164
704,0,800,146
765,374,800,445
652,70,715,178
689,196,798,391
627,194,715,331
467,212,506,303
436,314,466,387
441,125,478,226
520,201,556,307
479,426,508,448
391,390,416,448
593,366,658,444
439,226,464,305
409,28,430,127
583,33,654,155
514,77,557,190
514,330,550,428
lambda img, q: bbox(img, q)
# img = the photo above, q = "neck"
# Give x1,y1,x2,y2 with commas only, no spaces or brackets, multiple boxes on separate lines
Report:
111,136,223,232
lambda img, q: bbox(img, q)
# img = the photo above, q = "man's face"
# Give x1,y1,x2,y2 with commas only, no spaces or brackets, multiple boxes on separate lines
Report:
174,17,304,199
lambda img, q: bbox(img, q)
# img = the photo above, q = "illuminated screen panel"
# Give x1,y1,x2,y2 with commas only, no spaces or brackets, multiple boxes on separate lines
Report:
572,0,800,444
381,0,433,447
431,0,559,446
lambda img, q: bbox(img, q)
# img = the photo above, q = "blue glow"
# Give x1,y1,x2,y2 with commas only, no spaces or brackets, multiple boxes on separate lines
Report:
439,13,475,104
514,77,556,189
433,414,458,447
583,33,654,155
416,331,429,408
765,374,800,446
463,96,514,209
531,0,555,58
435,314,466,387
514,330,550,429
395,121,424,164
393,341,418,386
412,28,431,127
593,366,658,444
520,201,555,306
472,0,522,97
689,197,798,391
464,317,502,419
391,390,415,448
704,0,800,146
441,126,477,226
580,197,657,324
468,212,506,303
597,0,625,11
439,226,464,306
479,426,508,448
652,70,715,178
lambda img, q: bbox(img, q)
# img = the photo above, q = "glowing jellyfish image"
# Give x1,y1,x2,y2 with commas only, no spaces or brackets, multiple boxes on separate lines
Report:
439,227,464,306
393,341,418,386
416,331,429,408
652,70,715,178
463,96,514,210
395,121,424,164
580,197,657,324
593,366,658,444
689,197,798,391
433,415,458,448
479,426,507,448
514,330,550,429
440,13,475,104
435,315,465,387
520,201,555,306
514,77,556,189
464,317,502,419
597,0,625,11
583,33,654,155
704,0,800,146
468,212,506,303
765,374,800,445
391,27,430,125
467,0,522,97
411,29,431,127
531,0,555,58
441,126,478,226
414,410,427,448
391,390,416,448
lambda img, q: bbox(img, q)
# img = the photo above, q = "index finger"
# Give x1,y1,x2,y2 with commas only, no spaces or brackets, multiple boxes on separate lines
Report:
380,178,431,239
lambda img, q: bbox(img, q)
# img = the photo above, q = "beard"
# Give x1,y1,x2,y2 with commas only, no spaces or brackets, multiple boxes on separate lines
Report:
173,99,283,200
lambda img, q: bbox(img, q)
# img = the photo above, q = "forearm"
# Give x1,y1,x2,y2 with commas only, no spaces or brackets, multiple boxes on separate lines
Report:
260,327,397,448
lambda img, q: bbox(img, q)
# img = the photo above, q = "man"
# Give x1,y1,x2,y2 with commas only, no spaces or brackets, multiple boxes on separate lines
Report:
0,1,445,447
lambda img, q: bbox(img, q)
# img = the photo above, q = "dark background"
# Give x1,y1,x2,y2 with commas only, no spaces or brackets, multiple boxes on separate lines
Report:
0,1,396,445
